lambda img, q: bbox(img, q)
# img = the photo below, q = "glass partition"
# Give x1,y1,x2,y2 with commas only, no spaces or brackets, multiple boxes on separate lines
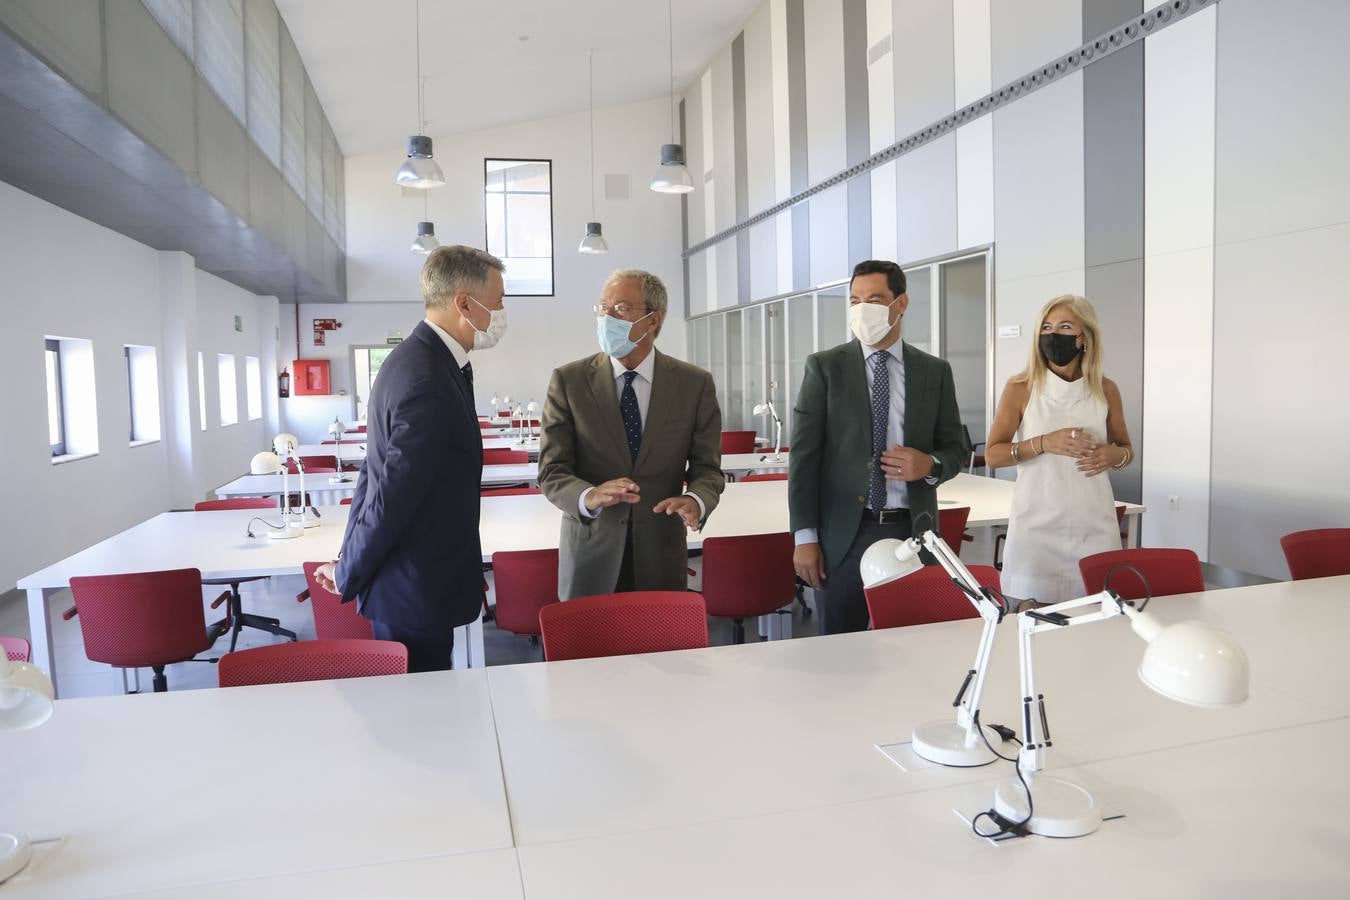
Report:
724,311,743,430
786,292,814,438
745,305,764,437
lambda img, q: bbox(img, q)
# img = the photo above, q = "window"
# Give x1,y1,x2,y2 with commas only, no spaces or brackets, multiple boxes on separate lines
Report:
352,346,394,422
125,345,161,443
197,352,207,431
485,159,554,296
245,355,262,420
44,339,65,456
45,336,98,460
218,354,238,426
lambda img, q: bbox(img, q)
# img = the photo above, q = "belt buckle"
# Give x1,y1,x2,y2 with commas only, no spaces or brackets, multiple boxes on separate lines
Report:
877,508,902,525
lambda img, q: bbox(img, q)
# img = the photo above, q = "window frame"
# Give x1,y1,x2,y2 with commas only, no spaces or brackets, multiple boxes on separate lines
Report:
483,157,555,298
45,338,66,457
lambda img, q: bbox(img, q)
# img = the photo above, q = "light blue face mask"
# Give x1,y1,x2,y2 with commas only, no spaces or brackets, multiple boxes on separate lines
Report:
597,311,654,358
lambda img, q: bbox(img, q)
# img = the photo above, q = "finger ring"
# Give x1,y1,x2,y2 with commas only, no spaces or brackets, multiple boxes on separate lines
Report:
1071,429,1077,439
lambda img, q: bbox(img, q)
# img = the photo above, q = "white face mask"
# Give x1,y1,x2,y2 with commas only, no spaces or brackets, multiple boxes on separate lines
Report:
467,295,507,350
847,299,898,346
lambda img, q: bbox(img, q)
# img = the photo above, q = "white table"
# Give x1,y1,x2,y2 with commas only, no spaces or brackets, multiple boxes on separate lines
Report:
213,463,540,502
19,477,1141,695
484,576,1346,846
721,451,789,477
295,442,366,462
0,672,515,900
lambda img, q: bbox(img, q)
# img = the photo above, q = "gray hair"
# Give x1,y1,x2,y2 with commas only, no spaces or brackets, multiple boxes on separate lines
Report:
421,245,505,310
604,269,668,334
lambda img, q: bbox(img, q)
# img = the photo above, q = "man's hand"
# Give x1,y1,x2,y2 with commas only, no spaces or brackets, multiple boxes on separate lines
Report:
793,542,826,589
314,561,339,594
584,478,641,511
878,445,933,481
654,496,701,531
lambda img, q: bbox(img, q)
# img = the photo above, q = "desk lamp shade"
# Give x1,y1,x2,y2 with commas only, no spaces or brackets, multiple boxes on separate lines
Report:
250,451,282,475
1126,609,1250,707
273,433,299,455
860,538,925,589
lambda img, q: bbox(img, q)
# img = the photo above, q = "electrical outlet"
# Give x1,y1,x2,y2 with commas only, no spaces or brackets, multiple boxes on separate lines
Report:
1167,495,1180,510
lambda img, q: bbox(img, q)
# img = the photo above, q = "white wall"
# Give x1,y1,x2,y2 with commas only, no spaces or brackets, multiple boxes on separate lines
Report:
295,95,686,437
0,180,280,592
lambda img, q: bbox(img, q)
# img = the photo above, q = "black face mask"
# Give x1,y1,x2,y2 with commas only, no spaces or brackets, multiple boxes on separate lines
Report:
1039,332,1082,367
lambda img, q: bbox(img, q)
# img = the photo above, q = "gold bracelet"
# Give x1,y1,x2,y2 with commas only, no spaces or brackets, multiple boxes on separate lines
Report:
1112,445,1132,470
1010,441,1022,463
1036,435,1045,456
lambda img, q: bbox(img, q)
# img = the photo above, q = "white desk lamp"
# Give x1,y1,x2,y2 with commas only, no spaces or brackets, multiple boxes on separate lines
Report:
0,652,55,884
511,404,525,443
271,433,316,536
986,589,1249,838
248,449,300,539
862,530,1006,766
326,417,346,439
752,401,783,462
525,400,539,441
489,394,499,419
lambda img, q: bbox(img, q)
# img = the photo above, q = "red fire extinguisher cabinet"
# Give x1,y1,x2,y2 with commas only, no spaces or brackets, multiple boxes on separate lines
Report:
292,359,331,396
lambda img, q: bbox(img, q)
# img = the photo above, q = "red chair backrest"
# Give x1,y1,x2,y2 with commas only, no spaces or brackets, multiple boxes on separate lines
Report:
701,533,796,619
218,639,407,687
865,565,1000,629
540,592,709,661
937,506,971,558
302,561,374,639
68,569,212,667
479,421,496,429
287,455,338,473
482,487,542,497
1079,548,1204,600
340,497,352,505
483,449,529,465
194,498,276,511
1,636,30,662
491,549,561,636
352,426,367,433
1280,528,1350,580
720,431,757,454
740,473,786,482
302,467,339,474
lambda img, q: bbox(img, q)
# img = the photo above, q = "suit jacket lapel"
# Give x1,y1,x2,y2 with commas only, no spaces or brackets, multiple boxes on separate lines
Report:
411,322,477,438
634,351,675,471
902,342,928,440
842,341,869,438
585,353,630,466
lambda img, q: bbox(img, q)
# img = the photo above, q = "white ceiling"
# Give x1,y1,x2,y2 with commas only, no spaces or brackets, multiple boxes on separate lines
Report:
275,0,762,156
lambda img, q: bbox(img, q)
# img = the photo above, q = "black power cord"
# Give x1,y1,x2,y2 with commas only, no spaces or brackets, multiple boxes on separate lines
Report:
1100,562,1154,611
245,516,286,538
969,709,1034,839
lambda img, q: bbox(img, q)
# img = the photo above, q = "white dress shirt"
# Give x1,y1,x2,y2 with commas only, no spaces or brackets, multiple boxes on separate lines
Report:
423,317,470,369
794,341,921,547
578,352,707,520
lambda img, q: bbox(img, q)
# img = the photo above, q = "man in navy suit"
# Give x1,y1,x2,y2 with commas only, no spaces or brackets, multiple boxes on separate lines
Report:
314,245,507,672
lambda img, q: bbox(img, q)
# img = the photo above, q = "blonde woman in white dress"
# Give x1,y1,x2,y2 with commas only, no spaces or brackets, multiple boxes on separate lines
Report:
987,295,1134,604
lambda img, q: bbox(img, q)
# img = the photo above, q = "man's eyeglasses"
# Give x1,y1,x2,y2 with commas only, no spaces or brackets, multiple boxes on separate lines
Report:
592,303,650,318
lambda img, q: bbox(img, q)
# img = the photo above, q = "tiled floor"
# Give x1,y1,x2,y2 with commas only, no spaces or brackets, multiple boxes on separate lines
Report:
0,530,1004,699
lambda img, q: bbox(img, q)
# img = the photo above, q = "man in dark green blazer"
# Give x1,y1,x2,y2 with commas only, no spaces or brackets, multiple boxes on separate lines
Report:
789,260,970,634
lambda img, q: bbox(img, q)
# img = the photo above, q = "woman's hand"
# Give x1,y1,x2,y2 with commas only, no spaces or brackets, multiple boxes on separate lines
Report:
1040,426,1096,459
1076,444,1120,477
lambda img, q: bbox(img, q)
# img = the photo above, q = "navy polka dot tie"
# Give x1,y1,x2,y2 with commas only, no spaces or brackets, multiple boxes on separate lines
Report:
868,351,891,510
620,370,642,462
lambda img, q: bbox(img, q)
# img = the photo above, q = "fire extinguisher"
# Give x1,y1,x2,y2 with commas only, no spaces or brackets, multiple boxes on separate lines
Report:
278,367,291,398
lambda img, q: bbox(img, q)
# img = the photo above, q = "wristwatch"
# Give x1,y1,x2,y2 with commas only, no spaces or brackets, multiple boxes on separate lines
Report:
924,454,942,486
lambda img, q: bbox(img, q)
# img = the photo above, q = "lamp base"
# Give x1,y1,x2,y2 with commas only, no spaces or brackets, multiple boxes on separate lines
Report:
284,514,320,530
0,833,32,884
267,525,303,540
911,720,1000,767
993,775,1102,838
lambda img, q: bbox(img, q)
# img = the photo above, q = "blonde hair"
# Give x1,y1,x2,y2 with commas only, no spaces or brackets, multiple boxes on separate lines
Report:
1012,294,1106,401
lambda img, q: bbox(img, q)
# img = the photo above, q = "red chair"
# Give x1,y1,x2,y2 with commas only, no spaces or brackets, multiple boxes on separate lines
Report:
1079,548,1204,600
540,592,709,661
938,506,972,558
484,449,529,465
479,421,496,430
286,455,338,473
1280,528,1350,580
491,549,560,638
295,561,374,639
195,498,277,511
1,636,30,662
481,487,542,497
740,473,786,482
865,564,1001,629
340,497,352,505
66,569,224,692
720,431,757,454
218,639,407,687
352,425,367,433
701,533,796,644
997,504,1126,570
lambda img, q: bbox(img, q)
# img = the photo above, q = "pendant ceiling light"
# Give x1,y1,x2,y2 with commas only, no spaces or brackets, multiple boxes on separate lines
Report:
579,50,609,254
395,0,445,189
410,192,438,254
650,0,694,194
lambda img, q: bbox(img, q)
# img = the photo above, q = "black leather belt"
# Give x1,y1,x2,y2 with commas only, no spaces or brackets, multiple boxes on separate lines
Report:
862,508,910,525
